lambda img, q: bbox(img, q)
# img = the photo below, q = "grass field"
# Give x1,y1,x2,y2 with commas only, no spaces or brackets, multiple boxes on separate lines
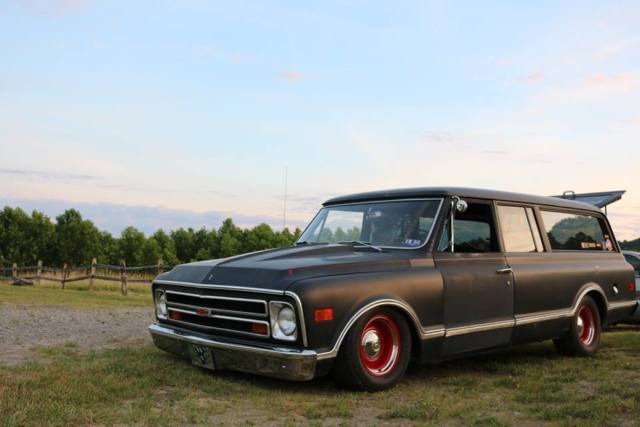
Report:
2,284,640,426
1,333,640,426
0,281,151,309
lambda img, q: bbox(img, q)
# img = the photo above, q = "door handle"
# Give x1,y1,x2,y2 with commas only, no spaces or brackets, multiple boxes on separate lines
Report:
496,266,513,274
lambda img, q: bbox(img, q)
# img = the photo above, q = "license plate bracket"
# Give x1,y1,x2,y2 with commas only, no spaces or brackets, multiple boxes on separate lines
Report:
190,344,216,370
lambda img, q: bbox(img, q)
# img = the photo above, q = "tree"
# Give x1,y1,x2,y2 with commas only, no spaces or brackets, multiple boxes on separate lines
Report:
0,207,34,265
29,211,56,264
54,209,101,265
193,228,217,261
118,227,146,265
171,228,195,263
150,230,179,266
98,231,119,264
217,219,243,258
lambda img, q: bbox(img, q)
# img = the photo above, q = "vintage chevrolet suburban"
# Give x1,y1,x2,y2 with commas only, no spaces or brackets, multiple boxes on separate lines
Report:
149,187,638,391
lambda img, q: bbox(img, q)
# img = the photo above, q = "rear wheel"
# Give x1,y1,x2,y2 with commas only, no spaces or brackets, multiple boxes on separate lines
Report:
332,308,411,391
553,296,601,356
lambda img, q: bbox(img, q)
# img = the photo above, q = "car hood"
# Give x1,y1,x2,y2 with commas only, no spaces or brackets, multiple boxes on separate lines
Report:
154,244,414,291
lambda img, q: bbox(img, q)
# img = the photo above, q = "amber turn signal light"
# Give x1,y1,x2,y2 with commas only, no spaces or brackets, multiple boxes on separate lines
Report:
169,310,182,321
251,323,268,335
314,308,334,322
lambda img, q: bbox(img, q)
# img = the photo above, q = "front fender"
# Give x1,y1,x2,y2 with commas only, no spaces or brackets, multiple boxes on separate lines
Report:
288,265,444,355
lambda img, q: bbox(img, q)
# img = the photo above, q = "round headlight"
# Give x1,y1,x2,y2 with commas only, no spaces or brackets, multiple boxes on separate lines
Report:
277,306,296,336
155,291,167,319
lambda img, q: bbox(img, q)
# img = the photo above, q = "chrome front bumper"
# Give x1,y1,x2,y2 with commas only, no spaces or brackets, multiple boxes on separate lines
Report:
148,323,318,381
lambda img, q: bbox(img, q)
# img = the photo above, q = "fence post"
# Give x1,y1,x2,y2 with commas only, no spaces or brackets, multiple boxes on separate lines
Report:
120,259,128,296
157,258,163,276
36,260,42,286
90,258,97,291
12,263,17,280
62,263,67,289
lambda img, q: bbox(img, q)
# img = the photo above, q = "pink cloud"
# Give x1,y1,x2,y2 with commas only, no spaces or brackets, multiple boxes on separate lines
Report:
585,73,640,89
276,70,306,83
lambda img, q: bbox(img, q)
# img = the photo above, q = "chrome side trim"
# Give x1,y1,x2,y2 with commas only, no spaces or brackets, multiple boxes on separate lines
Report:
165,290,268,317
285,291,309,347
608,300,638,310
515,309,572,326
316,298,445,361
445,319,515,337
154,280,283,295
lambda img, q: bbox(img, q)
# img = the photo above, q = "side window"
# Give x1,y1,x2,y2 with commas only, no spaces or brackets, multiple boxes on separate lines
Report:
541,210,613,251
624,254,640,275
441,202,499,253
498,205,543,253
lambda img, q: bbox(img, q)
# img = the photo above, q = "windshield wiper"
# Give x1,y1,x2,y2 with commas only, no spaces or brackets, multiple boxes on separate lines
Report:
294,241,328,246
338,240,383,252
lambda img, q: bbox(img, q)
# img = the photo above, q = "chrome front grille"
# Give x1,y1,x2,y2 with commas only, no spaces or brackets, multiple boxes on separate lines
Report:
164,290,270,338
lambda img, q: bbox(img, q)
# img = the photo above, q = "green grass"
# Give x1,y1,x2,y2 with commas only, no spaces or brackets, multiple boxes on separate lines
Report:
2,331,640,426
0,282,151,309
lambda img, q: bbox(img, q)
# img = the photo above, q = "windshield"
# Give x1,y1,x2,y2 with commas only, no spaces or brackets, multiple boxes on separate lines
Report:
298,199,443,249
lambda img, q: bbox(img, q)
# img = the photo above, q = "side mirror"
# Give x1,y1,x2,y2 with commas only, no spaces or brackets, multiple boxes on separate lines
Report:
455,199,468,213
449,197,468,252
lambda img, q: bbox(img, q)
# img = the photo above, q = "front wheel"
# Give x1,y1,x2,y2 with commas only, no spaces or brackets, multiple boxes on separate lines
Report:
332,308,411,391
553,296,601,356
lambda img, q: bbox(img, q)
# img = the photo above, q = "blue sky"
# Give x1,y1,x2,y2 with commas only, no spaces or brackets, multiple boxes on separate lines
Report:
1,0,639,238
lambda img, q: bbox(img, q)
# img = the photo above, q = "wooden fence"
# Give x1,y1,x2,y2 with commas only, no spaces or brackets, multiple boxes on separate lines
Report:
0,259,172,295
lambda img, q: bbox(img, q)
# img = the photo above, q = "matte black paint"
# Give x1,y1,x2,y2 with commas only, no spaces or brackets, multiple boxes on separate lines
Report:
152,187,637,376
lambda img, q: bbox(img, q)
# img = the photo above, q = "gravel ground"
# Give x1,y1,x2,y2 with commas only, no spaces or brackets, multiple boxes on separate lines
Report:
0,305,154,365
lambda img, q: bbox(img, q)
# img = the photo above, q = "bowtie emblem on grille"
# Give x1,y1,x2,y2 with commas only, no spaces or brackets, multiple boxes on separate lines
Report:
196,308,210,317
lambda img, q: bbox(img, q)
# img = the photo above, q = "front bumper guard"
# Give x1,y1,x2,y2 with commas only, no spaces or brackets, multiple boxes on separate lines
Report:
149,323,318,381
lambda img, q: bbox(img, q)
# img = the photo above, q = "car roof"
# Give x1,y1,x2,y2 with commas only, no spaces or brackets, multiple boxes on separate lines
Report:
323,186,602,213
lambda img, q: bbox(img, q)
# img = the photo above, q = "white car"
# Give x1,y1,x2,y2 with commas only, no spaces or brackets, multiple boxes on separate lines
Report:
622,251,640,322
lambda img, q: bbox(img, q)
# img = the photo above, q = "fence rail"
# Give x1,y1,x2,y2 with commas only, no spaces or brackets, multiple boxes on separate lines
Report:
0,259,172,295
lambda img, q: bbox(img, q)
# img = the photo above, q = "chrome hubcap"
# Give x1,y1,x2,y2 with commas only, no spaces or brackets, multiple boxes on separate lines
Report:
362,330,382,358
577,315,584,336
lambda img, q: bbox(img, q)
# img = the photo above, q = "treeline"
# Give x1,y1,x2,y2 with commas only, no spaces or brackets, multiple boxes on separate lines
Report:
620,238,640,252
0,207,302,267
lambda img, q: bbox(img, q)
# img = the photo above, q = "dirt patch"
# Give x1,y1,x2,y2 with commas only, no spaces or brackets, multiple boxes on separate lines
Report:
0,304,154,365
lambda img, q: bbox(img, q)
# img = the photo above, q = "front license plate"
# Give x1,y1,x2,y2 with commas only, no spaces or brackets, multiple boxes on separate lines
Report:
190,344,215,370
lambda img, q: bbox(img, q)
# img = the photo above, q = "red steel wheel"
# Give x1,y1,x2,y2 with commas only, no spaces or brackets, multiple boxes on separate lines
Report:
332,308,411,391
358,314,401,377
577,305,596,346
553,295,601,357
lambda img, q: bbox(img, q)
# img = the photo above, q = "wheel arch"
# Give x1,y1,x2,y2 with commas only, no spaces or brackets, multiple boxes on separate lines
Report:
573,283,608,325
316,297,427,361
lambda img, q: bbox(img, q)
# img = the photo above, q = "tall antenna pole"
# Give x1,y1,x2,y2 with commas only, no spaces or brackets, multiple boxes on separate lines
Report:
283,166,288,230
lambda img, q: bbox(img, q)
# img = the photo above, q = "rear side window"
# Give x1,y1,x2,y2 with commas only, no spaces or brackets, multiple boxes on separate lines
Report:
498,205,543,253
541,210,613,251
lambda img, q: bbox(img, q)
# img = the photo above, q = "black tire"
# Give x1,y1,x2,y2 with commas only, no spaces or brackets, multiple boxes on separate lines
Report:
332,307,411,391
553,296,601,356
